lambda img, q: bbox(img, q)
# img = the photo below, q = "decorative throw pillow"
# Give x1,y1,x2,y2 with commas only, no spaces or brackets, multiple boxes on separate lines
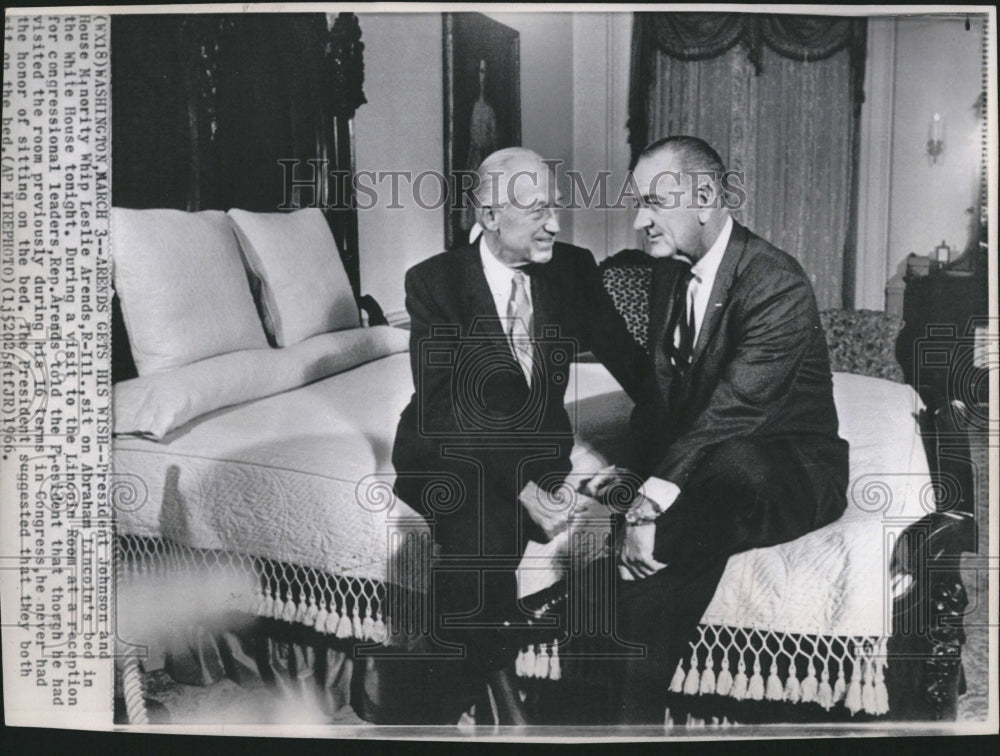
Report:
227,208,359,346
819,309,905,383
600,249,654,351
111,208,269,376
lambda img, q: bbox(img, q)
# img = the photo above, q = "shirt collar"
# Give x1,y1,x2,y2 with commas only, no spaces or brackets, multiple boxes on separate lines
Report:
690,215,733,285
479,235,523,296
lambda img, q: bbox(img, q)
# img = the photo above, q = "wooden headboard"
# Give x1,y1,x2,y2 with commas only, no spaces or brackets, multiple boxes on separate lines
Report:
110,12,366,382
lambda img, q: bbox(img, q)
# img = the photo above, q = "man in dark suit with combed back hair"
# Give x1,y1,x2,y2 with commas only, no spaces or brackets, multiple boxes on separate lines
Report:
590,136,850,723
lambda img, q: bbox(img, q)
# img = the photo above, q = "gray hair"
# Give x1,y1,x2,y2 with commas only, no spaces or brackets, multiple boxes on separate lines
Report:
473,147,550,210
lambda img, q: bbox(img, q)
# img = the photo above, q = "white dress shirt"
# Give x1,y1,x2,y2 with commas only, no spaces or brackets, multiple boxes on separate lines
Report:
479,236,532,323
640,216,734,516
688,215,732,346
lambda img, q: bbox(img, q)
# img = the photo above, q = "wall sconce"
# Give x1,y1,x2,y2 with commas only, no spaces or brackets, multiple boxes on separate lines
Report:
927,112,945,163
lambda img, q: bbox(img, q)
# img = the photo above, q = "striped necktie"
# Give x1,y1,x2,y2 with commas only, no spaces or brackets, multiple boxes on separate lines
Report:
669,267,696,367
507,270,534,385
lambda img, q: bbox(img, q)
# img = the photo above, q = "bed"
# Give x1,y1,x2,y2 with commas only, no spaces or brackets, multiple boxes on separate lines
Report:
111,205,967,726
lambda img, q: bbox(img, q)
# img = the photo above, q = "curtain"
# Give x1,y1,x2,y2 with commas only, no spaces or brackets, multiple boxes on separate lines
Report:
629,13,866,310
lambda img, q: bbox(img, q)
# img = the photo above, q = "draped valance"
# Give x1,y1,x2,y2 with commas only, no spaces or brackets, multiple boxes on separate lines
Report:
628,12,867,165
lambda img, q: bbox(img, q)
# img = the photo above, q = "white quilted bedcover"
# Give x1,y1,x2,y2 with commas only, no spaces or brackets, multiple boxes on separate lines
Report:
114,355,929,638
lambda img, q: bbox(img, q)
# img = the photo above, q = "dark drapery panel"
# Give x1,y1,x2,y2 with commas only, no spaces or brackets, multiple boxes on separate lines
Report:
757,14,865,62
628,12,866,310
628,12,866,166
638,12,746,60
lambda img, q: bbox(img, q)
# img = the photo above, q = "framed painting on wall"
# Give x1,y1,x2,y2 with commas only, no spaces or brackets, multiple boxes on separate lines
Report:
443,12,521,249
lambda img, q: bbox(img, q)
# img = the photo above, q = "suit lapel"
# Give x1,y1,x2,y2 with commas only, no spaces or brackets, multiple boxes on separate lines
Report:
691,221,749,366
458,243,509,344
529,261,564,388
650,258,683,358
529,262,556,340
458,243,530,386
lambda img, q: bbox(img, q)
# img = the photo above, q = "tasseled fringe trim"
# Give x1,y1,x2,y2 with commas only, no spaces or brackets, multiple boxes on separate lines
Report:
117,535,391,644
515,625,891,717
665,709,737,728
248,584,388,642
660,626,890,717
515,643,562,680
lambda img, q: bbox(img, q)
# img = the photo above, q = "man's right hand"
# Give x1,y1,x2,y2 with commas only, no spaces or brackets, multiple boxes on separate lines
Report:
579,465,642,512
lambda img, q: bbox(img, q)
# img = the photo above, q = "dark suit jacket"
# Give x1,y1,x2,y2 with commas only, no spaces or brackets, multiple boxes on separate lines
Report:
392,240,655,535
632,221,849,524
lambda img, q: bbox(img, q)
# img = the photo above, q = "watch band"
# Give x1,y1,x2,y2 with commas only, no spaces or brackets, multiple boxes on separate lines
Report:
624,489,669,525
624,506,659,526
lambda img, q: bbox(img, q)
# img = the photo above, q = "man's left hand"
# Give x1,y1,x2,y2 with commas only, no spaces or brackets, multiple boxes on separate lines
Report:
617,523,668,581
519,481,601,541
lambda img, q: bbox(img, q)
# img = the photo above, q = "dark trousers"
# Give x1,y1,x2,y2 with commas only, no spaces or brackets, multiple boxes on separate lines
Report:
393,449,562,677
613,436,847,723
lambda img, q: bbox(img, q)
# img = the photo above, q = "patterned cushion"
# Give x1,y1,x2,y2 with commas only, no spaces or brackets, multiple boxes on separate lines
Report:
599,250,653,351
818,309,904,383
599,249,904,382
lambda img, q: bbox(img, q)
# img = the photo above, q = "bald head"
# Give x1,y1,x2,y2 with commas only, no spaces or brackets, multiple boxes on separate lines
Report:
473,147,556,211
474,147,561,266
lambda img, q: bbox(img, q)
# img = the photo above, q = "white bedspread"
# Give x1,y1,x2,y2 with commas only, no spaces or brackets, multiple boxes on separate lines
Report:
522,368,931,638
114,354,631,583
115,356,929,637
115,352,422,582
702,372,930,636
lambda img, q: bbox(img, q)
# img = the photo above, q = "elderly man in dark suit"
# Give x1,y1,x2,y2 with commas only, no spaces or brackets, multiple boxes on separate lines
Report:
591,136,850,723
391,147,655,724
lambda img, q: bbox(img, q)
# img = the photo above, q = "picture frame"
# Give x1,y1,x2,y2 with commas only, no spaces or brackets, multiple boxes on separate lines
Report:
443,12,521,249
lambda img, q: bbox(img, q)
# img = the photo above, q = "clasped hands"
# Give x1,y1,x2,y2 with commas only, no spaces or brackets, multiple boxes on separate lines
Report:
517,479,607,542
518,465,666,581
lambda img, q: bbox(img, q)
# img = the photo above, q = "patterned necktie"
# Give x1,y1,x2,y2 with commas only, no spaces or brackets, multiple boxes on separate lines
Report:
670,268,696,367
507,270,534,385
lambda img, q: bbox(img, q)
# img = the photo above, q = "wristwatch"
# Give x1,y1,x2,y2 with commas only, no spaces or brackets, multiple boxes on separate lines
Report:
624,495,664,526
624,508,658,526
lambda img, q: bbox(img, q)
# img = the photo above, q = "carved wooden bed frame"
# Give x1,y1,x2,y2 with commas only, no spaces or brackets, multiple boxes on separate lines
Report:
110,11,380,385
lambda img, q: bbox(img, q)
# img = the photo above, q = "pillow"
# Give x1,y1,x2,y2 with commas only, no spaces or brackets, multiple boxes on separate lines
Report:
227,208,360,346
832,371,923,454
819,309,905,383
112,208,269,375
113,326,409,440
